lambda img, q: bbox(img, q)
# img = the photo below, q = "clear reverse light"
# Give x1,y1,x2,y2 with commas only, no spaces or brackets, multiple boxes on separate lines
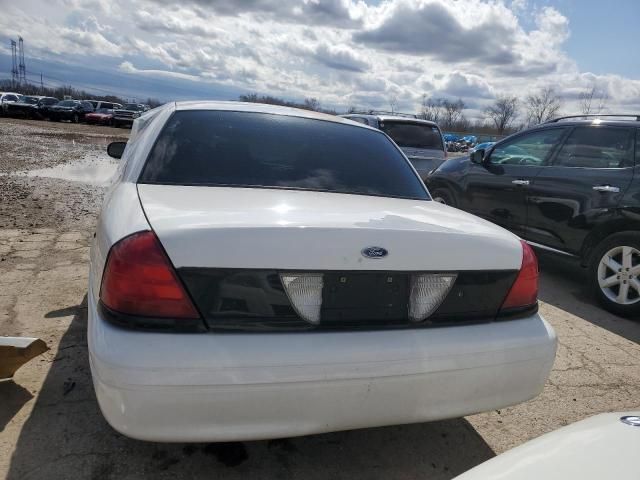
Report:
280,273,324,325
409,273,457,322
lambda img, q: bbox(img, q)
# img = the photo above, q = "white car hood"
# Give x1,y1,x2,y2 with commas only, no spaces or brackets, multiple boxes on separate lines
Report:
455,412,640,480
137,185,522,271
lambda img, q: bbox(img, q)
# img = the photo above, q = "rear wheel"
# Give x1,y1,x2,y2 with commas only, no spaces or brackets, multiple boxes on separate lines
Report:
72,113,79,124
588,232,640,316
431,189,456,207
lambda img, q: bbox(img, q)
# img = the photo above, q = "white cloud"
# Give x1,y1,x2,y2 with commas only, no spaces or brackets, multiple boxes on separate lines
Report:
2,0,638,119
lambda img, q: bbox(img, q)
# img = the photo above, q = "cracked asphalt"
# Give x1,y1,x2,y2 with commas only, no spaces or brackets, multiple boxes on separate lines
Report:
0,118,639,479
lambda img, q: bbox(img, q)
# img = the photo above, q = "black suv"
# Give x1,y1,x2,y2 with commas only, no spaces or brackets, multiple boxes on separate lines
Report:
49,100,94,123
426,114,640,316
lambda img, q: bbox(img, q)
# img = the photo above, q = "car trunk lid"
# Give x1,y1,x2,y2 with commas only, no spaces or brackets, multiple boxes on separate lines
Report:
137,184,521,272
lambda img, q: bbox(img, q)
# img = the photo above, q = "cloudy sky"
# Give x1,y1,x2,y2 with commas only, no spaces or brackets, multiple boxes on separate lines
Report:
1,0,639,119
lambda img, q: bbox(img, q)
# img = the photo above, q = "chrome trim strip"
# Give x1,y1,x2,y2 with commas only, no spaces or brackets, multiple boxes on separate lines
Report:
525,240,578,257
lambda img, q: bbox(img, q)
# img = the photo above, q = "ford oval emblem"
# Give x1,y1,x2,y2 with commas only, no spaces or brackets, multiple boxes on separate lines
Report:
362,246,388,259
620,416,640,427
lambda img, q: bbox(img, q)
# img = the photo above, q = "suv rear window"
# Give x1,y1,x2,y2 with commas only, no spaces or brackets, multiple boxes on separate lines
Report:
379,121,443,150
140,111,428,200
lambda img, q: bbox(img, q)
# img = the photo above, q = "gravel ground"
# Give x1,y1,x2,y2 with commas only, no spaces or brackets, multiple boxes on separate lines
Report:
0,118,638,480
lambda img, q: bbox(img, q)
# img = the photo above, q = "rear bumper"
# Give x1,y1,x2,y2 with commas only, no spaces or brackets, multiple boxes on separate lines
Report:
86,117,111,125
88,292,557,442
50,111,75,120
113,116,134,125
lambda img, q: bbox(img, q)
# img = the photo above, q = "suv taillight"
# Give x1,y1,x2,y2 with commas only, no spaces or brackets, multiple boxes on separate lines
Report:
100,231,200,319
500,240,538,312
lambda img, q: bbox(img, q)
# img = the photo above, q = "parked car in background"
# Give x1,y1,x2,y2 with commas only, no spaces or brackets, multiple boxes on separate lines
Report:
3,95,42,118
48,100,94,123
0,92,22,114
455,412,640,480
34,97,61,120
341,113,447,179
426,114,640,316
85,106,118,126
88,101,556,442
113,103,148,128
87,100,123,111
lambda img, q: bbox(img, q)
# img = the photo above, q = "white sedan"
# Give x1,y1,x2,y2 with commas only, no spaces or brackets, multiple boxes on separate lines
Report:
455,412,640,479
89,101,557,442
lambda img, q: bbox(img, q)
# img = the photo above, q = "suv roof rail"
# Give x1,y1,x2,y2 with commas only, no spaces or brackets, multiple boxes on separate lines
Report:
347,110,418,119
545,114,640,123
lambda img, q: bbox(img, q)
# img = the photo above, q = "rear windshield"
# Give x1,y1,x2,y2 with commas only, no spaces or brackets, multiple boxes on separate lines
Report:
140,111,428,200
379,121,443,150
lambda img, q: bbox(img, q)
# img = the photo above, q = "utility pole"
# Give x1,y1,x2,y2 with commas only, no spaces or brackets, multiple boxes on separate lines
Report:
18,37,26,84
10,40,18,88
40,73,44,94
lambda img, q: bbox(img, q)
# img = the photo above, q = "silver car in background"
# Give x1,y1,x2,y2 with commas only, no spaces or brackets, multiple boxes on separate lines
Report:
341,113,447,179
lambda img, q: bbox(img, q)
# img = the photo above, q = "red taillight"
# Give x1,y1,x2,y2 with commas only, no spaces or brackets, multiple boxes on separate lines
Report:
100,231,200,318
500,240,538,311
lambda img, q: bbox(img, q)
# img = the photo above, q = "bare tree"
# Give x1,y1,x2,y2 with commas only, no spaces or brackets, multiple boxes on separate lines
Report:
485,96,519,134
420,97,465,129
388,95,398,114
525,87,561,125
304,97,321,111
579,86,608,114
442,98,465,129
420,95,443,123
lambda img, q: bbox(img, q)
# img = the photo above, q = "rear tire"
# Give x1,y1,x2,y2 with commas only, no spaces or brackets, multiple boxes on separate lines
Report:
72,113,79,124
431,189,456,207
588,232,640,317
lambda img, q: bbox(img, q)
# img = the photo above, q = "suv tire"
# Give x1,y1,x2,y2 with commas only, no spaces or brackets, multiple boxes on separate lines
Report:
72,113,79,124
588,232,640,316
431,189,456,207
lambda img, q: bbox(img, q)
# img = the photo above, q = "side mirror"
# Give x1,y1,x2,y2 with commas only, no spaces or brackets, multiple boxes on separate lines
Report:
107,141,127,159
470,149,486,164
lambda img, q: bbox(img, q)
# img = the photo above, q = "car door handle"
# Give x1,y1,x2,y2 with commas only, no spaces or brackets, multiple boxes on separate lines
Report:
512,179,530,186
593,185,620,193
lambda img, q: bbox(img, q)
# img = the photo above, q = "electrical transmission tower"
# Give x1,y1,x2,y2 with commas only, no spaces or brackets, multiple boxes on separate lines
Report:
18,37,26,84
10,39,18,88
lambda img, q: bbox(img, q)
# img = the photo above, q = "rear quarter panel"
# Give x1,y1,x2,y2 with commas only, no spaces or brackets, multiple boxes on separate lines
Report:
90,182,150,301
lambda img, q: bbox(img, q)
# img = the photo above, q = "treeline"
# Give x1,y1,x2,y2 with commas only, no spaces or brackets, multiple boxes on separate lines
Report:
238,93,336,114
0,80,163,108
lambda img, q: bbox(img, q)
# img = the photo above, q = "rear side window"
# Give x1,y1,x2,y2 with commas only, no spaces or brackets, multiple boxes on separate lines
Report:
140,111,428,200
554,127,634,168
379,121,443,150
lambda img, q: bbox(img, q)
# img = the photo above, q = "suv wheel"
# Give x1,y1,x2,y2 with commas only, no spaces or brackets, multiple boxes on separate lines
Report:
72,113,79,124
431,189,455,207
588,233,640,316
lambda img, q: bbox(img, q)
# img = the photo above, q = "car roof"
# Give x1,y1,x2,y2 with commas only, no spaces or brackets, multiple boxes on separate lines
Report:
342,113,439,128
175,101,372,129
528,119,640,130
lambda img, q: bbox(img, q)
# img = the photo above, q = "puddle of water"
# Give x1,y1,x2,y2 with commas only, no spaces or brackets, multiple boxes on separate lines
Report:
20,154,119,186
